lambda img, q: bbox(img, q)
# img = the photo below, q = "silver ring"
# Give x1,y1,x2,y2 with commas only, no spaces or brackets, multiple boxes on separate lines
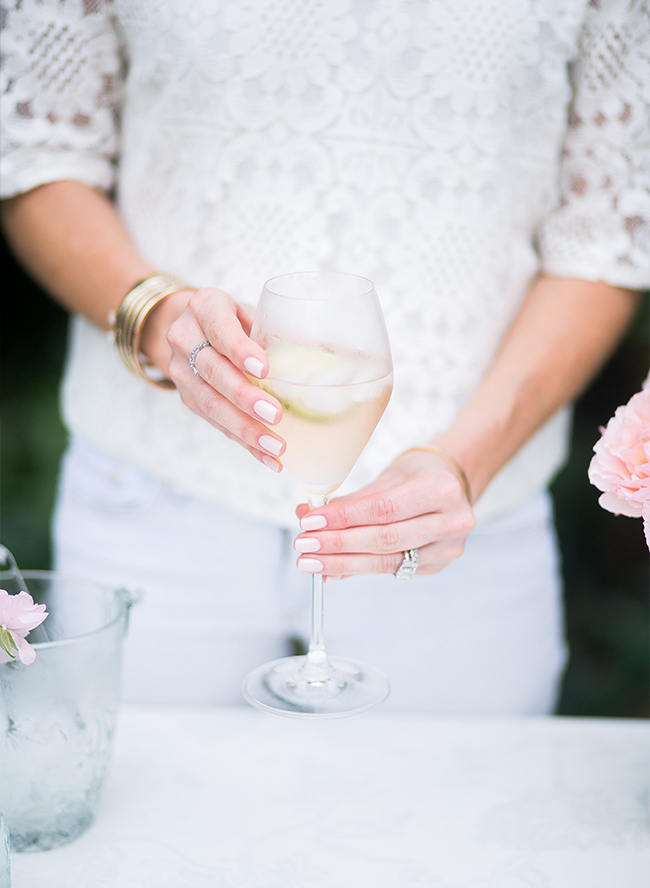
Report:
394,548,419,579
189,340,211,376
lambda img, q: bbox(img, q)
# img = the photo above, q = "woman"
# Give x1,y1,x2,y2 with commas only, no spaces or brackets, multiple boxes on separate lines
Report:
1,0,647,710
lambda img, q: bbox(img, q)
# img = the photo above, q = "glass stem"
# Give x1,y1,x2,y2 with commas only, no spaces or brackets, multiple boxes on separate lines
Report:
306,494,329,669
310,572,325,655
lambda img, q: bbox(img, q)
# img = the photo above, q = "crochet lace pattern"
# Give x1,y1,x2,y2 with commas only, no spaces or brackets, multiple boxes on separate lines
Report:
2,0,648,524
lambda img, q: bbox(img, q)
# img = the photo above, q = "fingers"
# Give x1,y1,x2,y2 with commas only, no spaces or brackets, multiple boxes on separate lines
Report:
168,291,281,423
294,513,473,576
295,488,407,531
186,339,282,428
189,288,268,379
166,288,286,468
296,541,467,578
294,462,476,577
236,302,255,336
173,370,284,471
296,471,466,531
295,514,446,557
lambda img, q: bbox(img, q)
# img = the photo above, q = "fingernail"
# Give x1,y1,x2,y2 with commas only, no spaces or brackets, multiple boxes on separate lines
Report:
262,455,281,472
300,515,327,531
254,400,278,423
259,435,282,456
298,557,323,573
294,537,321,553
244,357,265,378
324,576,343,584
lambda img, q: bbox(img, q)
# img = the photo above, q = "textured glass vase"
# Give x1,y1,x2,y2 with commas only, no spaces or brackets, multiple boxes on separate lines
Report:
0,572,139,852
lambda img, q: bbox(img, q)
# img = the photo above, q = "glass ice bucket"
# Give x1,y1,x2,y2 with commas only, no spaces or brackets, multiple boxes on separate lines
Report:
0,571,139,852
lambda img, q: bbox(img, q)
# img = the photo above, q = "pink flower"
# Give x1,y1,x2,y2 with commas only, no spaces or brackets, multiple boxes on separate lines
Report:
0,590,48,665
588,376,650,549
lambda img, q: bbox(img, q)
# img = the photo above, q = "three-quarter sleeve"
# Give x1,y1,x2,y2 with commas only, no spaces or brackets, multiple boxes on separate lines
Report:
539,0,650,291
0,0,124,199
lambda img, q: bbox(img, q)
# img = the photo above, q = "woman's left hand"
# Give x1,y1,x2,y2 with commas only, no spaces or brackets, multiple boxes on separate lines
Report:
294,449,476,579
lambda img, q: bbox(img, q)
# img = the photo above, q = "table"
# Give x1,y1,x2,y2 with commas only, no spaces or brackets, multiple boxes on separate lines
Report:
9,707,649,887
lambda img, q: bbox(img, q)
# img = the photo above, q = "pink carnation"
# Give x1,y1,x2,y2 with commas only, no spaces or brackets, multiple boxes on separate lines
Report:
0,589,48,665
588,376,650,549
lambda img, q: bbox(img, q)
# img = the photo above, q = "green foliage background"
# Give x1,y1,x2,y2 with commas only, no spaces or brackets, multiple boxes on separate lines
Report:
1,234,648,716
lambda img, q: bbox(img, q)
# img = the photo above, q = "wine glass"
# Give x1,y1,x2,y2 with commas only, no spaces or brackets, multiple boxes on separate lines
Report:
243,271,393,718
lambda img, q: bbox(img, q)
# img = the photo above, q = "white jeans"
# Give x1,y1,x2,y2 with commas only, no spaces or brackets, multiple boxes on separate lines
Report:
53,437,568,713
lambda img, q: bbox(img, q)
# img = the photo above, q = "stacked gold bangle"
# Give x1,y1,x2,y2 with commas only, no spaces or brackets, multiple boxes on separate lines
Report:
399,444,473,505
111,274,191,389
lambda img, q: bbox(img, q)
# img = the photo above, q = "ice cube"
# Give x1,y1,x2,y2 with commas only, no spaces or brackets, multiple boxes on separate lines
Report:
267,345,355,385
297,387,352,416
267,380,297,402
350,378,390,403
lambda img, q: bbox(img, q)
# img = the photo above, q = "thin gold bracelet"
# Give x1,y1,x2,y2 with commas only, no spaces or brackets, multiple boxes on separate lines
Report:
398,445,473,505
112,274,192,389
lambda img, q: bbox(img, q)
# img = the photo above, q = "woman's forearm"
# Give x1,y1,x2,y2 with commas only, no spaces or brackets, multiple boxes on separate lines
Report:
0,179,287,468
0,180,196,370
1,180,156,330
432,275,641,502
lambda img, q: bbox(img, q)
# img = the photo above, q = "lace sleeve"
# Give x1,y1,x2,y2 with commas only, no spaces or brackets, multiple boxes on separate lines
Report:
0,0,123,199
539,0,650,290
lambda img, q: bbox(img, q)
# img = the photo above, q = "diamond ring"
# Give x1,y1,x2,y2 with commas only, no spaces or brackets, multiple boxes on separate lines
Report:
189,340,211,376
394,548,419,579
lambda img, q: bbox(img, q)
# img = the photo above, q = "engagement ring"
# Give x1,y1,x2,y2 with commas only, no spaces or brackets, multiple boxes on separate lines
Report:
394,548,419,579
189,340,211,376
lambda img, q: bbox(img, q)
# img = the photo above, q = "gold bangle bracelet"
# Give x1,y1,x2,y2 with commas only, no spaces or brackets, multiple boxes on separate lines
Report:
398,445,473,505
112,274,192,389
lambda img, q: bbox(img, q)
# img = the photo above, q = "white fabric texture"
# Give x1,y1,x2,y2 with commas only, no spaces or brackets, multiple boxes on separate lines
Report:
52,437,567,713
1,0,649,528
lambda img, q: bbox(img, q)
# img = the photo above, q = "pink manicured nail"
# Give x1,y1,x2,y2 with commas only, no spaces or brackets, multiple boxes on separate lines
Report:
298,557,323,573
300,515,327,531
262,455,281,472
294,537,321,553
259,434,282,456
254,400,278,423
244,357,265,378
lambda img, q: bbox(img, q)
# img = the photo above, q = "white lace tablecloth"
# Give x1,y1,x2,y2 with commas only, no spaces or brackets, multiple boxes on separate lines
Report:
10,707,649,887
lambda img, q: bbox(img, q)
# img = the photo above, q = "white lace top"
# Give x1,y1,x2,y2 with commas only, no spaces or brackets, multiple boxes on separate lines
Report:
2,0,649,526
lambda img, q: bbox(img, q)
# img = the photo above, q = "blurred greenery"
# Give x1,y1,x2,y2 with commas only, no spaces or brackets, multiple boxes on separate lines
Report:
1,231,648,716
1,233,68,569
552,294,649,717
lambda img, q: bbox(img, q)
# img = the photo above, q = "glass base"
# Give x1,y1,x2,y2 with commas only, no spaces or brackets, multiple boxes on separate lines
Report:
243,654,390,718
8,810,94,853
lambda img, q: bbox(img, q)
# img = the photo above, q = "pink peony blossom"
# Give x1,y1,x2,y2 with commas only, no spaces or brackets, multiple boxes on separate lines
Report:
588,376,650,549
0,590,48,665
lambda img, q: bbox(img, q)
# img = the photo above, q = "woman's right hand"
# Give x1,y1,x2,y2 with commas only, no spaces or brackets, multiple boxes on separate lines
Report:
141,287,286,472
